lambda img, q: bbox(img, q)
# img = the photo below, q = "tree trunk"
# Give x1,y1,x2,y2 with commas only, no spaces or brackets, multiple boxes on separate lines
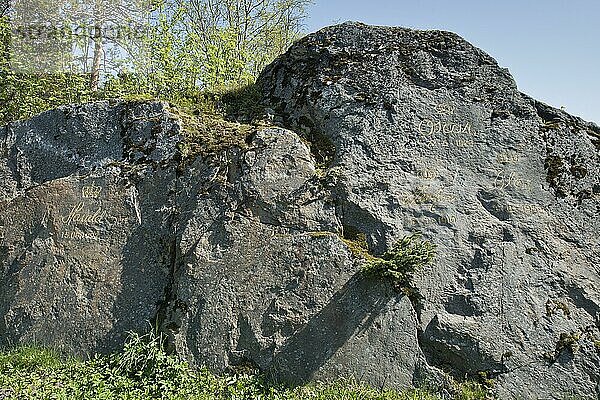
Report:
89,23,102,91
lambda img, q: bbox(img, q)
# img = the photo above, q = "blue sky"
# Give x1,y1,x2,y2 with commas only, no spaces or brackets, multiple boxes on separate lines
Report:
305,0,599,125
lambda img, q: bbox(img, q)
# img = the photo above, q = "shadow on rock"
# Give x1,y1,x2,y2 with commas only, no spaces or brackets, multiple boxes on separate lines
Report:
419,314,507,379
265,272,397,385
96,170,180,355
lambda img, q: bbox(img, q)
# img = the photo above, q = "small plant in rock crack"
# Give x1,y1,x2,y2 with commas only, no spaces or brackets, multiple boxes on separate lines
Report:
362,233,436,291
100,329,189,384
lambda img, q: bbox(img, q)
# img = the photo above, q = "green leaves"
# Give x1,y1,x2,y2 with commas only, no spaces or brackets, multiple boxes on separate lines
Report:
0,0,313,126
362,233,436,290
0,328,495,399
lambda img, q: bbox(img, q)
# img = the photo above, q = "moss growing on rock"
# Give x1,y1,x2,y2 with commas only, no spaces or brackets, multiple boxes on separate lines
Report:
173,108,255,160
163,84,281,161
341,226,377,263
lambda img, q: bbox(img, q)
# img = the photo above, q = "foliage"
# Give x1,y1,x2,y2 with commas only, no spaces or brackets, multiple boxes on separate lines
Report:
219,82,264,123
0,15,92,124
202,26,254,90
0,0,312,126
454,382,490,400
104,0,313,96
117,0,202,100
0,345,63,372
172,105,256,160
0,72,95,124
0,330,491,400
362,233,436,290
180,0,312,87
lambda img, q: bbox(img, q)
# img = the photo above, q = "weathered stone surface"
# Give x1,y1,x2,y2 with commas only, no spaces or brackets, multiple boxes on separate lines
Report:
164,128,424,388
0,101,180,355
1,22,599,400
255,22,600,398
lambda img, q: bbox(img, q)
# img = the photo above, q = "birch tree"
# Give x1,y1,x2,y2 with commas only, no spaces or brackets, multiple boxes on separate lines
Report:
77,0,149,91
184,0,312,88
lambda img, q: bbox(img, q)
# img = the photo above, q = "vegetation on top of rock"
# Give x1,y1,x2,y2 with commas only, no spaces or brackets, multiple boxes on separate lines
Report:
167,83,279,160
170,103,253,160
0,0,312,125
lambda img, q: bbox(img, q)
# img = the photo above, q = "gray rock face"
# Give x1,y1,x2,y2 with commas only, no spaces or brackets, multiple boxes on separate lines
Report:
256,22,600,398
164,127,423,388
0,101,181,355
0,22,599,399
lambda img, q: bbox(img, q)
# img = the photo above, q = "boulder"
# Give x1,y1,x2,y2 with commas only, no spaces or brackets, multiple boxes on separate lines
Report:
0,22,599,399
255,22,600,398
0,101,180,355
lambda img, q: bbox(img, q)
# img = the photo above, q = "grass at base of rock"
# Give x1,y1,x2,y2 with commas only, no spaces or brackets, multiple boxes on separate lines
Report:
0,331,490,400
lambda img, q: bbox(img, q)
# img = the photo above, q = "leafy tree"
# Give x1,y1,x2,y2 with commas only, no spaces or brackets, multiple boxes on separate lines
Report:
78,0,150,91
0,0,313,125
0,4,94,124
184,0,313,88
126,0,202,99
110,0,313,95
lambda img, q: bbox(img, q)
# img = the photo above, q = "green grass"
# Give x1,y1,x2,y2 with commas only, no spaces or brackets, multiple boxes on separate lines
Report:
0,331,490,400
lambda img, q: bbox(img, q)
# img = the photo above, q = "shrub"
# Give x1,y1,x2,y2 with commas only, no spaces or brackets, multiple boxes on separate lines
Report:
362,233,436,290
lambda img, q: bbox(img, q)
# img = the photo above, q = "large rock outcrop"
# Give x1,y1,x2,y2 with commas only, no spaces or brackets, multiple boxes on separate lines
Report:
1,22,599,399
0,101,181,354
256,22,600,398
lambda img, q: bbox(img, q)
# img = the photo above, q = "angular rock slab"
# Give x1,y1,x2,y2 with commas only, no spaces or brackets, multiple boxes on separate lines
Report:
257,22,600,398
0,101,179,356
163,128,426,388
